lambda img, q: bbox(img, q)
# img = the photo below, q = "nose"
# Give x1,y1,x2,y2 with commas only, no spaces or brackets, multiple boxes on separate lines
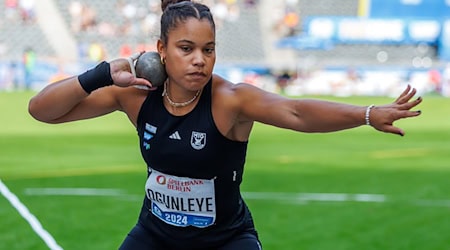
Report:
192,50,205,67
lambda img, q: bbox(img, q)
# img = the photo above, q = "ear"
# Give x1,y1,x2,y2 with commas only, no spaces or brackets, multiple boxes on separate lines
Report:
157,39,165,58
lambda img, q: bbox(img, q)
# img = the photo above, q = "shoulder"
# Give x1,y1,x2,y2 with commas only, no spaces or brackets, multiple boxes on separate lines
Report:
211,74,240,107
211,74,258,97
209,74,263,140
211,74,269,107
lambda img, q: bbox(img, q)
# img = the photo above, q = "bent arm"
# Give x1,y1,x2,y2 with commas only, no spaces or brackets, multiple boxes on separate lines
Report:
28,56,152,124
28,76,119,124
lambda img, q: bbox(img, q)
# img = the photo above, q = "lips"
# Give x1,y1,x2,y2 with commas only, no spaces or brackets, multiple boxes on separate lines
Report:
188,72,206,76
187,72,207,80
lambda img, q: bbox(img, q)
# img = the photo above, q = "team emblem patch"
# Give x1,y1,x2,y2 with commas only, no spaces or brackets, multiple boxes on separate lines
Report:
190,131,206,150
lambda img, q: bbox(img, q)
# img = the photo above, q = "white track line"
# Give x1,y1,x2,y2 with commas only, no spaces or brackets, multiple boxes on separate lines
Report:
22,188,450,208
0,180,63,250
24,187,125,196
242,192,387,203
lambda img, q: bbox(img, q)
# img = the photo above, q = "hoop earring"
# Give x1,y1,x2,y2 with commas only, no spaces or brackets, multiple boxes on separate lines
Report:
160,56,166,65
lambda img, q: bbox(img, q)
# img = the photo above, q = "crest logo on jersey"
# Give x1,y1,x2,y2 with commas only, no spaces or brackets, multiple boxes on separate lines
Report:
191,131,206,150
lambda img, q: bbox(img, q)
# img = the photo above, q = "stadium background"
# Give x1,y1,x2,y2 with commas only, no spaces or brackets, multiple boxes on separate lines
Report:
1,1,450,250
1,0,450,96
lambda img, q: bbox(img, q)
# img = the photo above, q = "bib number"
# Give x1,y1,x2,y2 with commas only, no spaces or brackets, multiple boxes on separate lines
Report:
146,169,216,228
166,214,188,225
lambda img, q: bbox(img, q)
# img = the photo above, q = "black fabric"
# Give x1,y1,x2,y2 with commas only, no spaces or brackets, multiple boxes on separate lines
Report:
119,202,262,250
119,221,262,250
119,222,166,250
129,77,260,249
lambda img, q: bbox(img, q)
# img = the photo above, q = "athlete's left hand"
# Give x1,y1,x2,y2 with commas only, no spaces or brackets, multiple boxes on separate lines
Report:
369,85,422,136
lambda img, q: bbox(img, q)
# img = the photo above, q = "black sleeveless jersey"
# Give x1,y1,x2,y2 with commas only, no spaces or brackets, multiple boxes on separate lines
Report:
136,78,255,248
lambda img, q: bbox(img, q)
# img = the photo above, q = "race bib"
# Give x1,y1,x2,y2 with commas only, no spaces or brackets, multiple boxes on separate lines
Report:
145,168,216,228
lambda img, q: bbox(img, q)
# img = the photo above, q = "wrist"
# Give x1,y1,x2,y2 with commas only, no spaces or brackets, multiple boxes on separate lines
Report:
365,104,375,126
78,61,114,94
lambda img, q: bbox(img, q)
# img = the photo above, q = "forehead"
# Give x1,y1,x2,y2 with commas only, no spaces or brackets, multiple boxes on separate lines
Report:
168,18,215,44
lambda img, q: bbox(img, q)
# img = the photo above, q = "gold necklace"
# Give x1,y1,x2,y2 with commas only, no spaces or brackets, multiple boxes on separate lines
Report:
162,80,201,108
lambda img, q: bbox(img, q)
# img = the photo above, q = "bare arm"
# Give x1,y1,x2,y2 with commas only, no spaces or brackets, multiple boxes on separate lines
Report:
28,56,152,124
237,84,422,136
29,76,87,123
28,78,119,123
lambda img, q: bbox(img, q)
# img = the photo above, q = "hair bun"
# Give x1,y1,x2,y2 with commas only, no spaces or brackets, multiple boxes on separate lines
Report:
161,0,191,12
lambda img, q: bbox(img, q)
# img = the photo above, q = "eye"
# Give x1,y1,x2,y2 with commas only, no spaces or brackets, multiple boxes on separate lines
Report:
204,47,215,54
180,46,192,52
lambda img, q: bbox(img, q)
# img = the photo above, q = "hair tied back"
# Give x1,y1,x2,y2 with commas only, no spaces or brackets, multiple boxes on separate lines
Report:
161,0,192,12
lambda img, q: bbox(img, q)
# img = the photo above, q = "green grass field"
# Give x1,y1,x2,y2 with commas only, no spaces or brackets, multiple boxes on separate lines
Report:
1,91,449,250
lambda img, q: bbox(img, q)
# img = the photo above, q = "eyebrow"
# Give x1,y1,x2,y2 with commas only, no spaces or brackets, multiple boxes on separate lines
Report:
176,40,216,46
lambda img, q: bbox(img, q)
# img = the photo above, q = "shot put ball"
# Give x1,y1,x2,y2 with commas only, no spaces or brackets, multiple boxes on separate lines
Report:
135,52,167,87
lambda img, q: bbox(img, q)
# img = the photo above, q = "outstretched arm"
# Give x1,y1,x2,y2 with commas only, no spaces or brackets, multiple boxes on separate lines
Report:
237,84,422,136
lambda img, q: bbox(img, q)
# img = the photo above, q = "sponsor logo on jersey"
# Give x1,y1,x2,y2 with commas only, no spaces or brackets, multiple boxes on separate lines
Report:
169,131,181,140
156,175,166,185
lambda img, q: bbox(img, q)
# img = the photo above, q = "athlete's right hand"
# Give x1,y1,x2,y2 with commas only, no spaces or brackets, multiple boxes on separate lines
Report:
109,52,154,89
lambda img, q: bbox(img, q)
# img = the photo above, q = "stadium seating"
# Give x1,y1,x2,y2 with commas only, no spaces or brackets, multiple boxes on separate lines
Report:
0,0,447,94
0,0,444,67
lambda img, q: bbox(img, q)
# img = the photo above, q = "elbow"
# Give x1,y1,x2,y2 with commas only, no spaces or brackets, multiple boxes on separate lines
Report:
28,96,44,122
28,96,54,123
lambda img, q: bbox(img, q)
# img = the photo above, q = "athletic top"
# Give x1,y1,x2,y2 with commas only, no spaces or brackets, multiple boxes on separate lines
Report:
136,78,255,248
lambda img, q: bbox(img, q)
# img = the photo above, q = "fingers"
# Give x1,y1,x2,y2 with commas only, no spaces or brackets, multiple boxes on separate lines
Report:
381,109,421,136
126,57,137,77
388,126,405,137
372,85,423,137
377,123,405,137
127,51,146,78
395,85,417,104
395,109,422,121
394,85,411,103
129,51,145,61
401,96,422,110
110,51,150,81
394,85,423,113
396,95,422,112
134,85,158,91
372,107,421,137
134,85,152,90
403,87,417,102
132,77,153,89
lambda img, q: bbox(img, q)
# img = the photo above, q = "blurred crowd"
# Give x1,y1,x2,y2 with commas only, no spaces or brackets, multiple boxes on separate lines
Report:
0,0,301,61
67,0,259,38
3,0,36,24
64,0,261,59
1,0,449,98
